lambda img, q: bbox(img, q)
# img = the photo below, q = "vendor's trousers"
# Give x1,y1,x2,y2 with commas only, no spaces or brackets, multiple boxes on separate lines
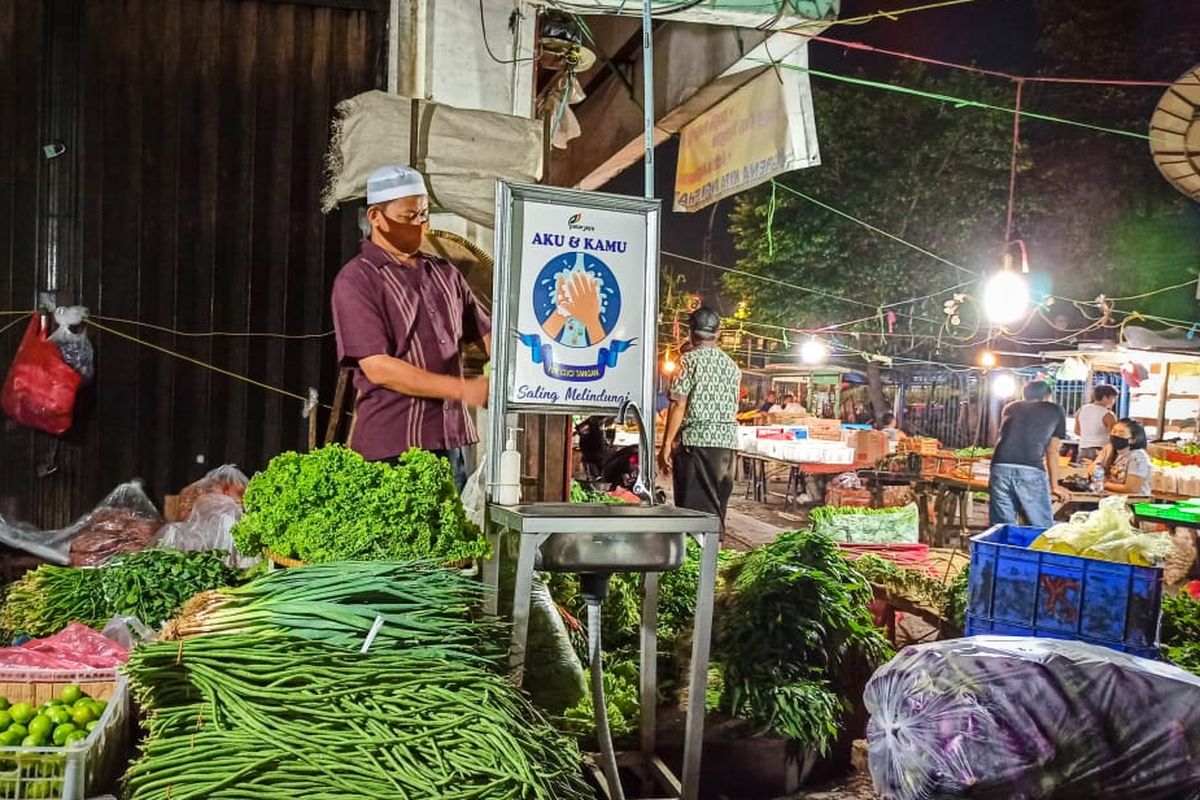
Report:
672,445,735,528
989,462,1053,528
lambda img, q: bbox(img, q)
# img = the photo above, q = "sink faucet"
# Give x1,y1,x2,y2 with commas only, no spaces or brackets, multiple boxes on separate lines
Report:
617,399,655,505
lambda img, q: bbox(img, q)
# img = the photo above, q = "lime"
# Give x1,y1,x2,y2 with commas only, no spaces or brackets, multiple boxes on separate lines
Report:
0,731,21,747
59,686,81,706
0,697,9,711
43,697,62,707
69,707,94,727
20,735,44,748
51,723,76,746
0,711,11,730
27,781,50,799
71,697,91,709
8,703,33,725
46,708,69,727
63,731,85,745
7,724,26,740
26,716,51,740
84,721,98,733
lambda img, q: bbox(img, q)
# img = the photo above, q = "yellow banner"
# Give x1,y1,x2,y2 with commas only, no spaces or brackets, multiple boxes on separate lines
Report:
673,67,817,213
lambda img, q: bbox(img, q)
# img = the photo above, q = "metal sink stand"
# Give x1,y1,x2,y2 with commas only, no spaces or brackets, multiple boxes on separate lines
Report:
484,503,722,800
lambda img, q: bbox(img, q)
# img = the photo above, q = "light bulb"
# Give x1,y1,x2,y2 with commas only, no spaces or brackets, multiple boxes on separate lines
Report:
980,350,997,368
662,357,678,375
992,372,1018,399
983,271,1030,325
800,339,829,365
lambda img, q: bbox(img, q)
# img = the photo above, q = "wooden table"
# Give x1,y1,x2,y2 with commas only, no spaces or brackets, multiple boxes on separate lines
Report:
924,474,988,548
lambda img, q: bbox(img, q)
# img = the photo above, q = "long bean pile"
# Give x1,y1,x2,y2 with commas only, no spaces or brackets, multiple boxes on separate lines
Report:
124,562,591,800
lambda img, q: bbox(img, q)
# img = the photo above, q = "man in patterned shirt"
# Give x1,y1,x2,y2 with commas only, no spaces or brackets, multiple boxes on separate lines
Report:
657,307,741,525
331,165,491,490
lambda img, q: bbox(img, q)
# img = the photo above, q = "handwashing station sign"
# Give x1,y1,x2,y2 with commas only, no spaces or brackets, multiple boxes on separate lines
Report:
492,183,660,413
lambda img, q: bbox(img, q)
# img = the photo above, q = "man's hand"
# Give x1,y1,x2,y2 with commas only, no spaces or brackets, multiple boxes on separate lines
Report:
461,376,489,408
1052,484,1071,503
657,447,672,477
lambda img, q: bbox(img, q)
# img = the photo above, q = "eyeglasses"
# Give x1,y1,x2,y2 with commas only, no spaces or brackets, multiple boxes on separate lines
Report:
388,207,430,224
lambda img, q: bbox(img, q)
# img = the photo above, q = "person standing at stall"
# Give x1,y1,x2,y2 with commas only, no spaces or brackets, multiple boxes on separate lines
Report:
331,165,491,490
1074,385,1118,463
657,308,740,526
989,379,1069,527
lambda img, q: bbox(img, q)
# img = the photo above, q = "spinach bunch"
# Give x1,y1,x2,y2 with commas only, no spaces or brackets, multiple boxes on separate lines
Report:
1161,591,1200,675
100,549,239,628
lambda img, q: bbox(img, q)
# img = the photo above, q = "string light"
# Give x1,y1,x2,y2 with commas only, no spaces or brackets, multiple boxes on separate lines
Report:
983,267,1030,325
979,350,997,368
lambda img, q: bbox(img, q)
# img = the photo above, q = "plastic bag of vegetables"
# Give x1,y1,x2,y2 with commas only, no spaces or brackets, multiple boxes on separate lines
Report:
865,636,1200,800
1030,496,1173,566
812,503,919,544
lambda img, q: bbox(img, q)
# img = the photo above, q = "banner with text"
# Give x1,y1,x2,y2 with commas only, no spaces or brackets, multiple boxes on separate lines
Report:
673,66,820,213
512,201,649,408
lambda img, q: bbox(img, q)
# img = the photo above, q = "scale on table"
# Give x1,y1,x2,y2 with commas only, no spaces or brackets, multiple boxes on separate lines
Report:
481,180,721,800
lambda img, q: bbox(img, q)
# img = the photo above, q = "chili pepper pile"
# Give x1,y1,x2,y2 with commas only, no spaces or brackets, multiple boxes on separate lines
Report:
123,562,591,800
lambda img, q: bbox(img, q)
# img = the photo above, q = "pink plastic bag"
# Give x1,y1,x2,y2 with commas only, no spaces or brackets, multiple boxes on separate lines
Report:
0,624,128,670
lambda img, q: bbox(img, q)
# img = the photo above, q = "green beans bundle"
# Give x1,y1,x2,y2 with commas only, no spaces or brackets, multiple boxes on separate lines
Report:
165,561,506,662
124,562,591,800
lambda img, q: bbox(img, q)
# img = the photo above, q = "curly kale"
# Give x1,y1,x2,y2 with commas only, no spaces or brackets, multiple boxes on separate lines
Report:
232,445,488,564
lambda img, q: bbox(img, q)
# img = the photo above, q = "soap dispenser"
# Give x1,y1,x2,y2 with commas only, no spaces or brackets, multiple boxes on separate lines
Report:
498,427,523,505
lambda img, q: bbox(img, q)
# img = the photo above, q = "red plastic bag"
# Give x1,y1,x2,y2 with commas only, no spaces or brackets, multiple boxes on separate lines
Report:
1,315,82,435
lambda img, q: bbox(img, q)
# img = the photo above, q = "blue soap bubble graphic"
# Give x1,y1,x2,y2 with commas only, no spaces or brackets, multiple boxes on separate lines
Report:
533,252,622,349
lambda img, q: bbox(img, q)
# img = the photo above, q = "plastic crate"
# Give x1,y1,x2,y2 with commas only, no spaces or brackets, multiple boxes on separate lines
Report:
1132,502,1200,525
0,672,129,800
966,524,1163,659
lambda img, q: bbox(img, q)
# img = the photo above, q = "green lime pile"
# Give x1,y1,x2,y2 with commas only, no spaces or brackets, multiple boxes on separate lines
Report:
0,685,104,749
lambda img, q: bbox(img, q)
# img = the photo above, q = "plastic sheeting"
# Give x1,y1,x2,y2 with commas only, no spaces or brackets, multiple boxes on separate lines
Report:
0,481,162,565
154,494,257,569
865,636,1200,800
322,90,544,227
0,623,128,670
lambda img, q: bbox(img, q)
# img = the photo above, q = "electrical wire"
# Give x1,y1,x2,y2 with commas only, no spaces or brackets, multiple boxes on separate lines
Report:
763,61,1161,143
479,0,537,64
825,0,978,27
804,34,1177,87
770,181,982,277
90,315,334,340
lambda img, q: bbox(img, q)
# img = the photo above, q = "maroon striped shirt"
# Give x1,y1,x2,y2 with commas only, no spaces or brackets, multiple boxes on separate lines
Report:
331,239,491,461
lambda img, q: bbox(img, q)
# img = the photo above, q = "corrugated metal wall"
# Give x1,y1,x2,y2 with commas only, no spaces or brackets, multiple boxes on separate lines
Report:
0,0,385,526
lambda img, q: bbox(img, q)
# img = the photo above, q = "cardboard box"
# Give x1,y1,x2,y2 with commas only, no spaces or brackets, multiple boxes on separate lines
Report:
854,430,889,464
807,418,843,441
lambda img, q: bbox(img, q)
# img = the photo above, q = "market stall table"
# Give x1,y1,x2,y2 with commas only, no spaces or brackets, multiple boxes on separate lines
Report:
741,455,871,510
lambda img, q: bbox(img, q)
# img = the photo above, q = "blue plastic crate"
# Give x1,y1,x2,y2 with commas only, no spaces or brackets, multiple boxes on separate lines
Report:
965,523,1163,658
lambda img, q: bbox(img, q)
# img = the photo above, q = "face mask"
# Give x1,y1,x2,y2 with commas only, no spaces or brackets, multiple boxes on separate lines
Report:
1110,435,1130,451
374,211,426,255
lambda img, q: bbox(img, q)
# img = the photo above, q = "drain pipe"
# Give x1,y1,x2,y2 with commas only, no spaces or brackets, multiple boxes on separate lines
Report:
581,573,625,800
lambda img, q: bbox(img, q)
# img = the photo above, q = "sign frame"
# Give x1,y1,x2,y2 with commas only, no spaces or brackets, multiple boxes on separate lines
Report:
489,181,661,488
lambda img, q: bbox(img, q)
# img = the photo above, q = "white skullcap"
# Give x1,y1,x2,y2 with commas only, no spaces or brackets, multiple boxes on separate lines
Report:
366,165,428,205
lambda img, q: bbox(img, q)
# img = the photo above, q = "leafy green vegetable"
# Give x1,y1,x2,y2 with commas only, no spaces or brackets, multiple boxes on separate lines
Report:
562,657,641,738
850,554,969,628
569,480,625,505
714,530,892,755
232,445,488,564
810,504,919,543
954,446,994,458
0,550,239,637
1161,591,1200,675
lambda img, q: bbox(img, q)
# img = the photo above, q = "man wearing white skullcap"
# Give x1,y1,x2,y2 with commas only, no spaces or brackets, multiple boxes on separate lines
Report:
331,165,491,490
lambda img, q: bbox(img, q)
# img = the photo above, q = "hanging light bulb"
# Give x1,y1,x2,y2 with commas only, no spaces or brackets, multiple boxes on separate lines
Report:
800,338,829,365
983,269,1030,325
661,355,678,375
992,372,1018,399
979,350,998,369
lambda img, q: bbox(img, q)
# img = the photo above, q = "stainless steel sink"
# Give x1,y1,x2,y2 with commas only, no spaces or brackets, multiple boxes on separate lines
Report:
488,502,720,573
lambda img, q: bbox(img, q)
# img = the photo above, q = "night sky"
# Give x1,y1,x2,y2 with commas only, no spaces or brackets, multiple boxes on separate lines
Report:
603,0,1200,314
